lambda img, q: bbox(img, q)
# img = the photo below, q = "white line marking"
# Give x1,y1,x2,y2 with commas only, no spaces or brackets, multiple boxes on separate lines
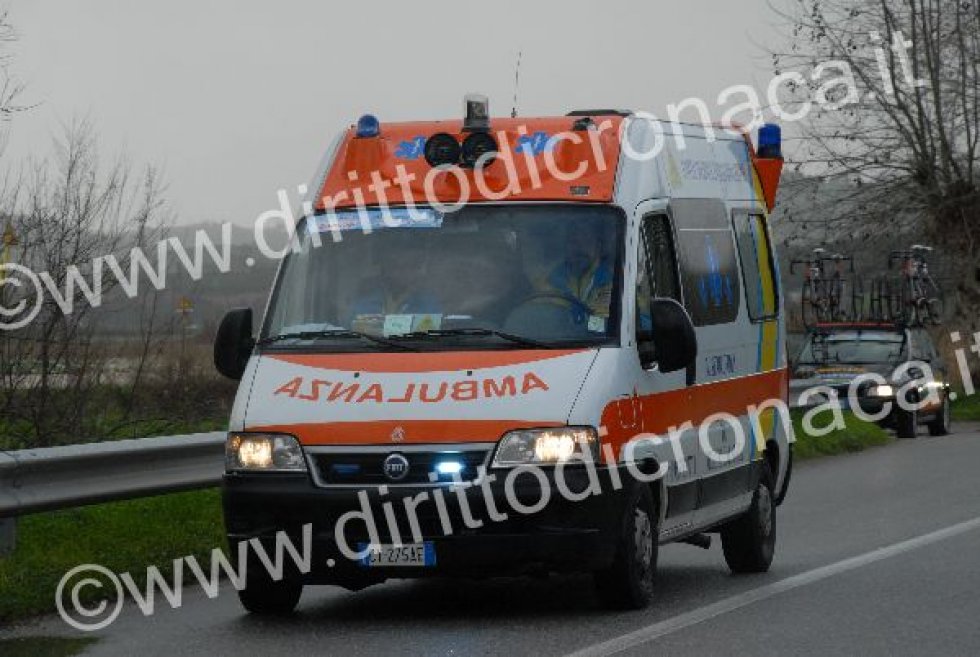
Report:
567,516,980,657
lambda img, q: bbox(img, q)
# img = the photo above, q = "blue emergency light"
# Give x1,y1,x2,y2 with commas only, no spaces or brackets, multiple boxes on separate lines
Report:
355,114,381,138
434,460,464,476
757,123,782,159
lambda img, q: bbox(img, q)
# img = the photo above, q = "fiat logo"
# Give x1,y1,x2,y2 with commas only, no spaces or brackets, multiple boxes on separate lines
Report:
382,453,410,482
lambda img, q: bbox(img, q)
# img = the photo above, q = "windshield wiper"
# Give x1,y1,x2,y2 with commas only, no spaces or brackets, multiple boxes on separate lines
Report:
393,328,557,349
257,330,417,351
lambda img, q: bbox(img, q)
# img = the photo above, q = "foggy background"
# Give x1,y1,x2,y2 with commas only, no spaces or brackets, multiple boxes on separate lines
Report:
3,0,782,226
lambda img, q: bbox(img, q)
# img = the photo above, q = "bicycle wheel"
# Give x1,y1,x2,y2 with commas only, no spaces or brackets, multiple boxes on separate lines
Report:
922,279,944,325
801,281,816,328
900,280,917,325
883,278,901,323
921,290,944,325
828,278,844,321
869,278,884,322
849,278,863,321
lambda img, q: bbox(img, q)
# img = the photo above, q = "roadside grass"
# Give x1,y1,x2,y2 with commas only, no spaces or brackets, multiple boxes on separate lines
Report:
790,409,894,460
951,392,980,421
0,489,224,624
0,637,97,657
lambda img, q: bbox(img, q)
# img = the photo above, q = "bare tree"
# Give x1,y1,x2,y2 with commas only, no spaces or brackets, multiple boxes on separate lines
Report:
0,121,168,447
771,0,980,317
0,8,25,152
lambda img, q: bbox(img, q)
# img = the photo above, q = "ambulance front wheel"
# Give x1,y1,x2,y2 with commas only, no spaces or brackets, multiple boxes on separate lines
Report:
237,570,303,615
721,467,776,574
593,482,658,610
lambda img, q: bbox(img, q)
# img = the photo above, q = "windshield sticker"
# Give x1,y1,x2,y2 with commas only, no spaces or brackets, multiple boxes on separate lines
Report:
382,314,413,336
307,208,443,233
412,314,442,332
381,313,443,336
587,315,606,333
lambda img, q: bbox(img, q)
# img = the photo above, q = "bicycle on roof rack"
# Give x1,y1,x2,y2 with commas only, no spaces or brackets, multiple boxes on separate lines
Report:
790,248,856,328
888,244,943,325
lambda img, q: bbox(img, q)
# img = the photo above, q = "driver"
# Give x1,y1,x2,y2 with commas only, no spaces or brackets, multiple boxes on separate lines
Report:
526,223,613,325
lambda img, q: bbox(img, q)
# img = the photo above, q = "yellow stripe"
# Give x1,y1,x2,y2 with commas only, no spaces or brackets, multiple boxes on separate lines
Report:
749,163,780,449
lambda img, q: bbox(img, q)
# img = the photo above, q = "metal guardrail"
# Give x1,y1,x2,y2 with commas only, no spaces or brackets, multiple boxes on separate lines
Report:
0,432,226,519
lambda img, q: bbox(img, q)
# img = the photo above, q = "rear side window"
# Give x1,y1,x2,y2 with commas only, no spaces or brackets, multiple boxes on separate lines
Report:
733,213,779,321
671,199,740,326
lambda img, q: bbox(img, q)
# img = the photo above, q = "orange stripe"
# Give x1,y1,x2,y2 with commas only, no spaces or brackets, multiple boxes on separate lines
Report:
266,350,586,373
251,369,788,451
601,368,789,460
246,419,563,445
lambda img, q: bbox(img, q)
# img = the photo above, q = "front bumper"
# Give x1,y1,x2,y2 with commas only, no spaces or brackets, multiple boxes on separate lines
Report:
222,465,632,582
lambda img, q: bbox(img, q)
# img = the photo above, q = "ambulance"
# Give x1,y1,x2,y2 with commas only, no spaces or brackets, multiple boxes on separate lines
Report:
215,96,792,614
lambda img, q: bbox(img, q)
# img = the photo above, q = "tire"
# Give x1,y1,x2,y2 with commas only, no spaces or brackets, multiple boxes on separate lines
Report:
928,393,952,436
594,483,658,610
721,467,776,574
896,405,918,439
237,569,303,615
774,445,793,507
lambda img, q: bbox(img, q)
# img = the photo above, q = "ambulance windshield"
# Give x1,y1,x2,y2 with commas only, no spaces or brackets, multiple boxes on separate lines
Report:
261,204,623,350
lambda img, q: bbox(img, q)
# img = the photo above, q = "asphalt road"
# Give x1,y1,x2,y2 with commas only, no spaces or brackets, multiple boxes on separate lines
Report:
5,425,980,657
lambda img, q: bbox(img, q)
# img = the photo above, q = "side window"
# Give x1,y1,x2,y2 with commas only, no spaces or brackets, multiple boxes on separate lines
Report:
733,213,779,321
671,199,740,326
635,214,681,333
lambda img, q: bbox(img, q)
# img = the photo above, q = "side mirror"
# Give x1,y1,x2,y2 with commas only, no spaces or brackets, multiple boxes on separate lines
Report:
638,298,697,373
214,308,255,380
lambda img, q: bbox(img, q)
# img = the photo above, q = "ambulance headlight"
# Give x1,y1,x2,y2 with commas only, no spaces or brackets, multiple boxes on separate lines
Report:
492,427,598,467
226,433,307,472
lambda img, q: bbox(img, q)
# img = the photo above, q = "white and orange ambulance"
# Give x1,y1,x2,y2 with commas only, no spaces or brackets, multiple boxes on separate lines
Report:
215,96,791,614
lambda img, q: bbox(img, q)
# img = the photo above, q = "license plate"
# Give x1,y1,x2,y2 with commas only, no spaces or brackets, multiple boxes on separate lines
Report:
358,542,436,567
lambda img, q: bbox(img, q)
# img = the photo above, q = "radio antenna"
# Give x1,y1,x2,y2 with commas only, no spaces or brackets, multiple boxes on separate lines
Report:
511,50,522,118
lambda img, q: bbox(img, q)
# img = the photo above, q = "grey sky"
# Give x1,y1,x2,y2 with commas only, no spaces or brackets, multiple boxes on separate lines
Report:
3,0,783,226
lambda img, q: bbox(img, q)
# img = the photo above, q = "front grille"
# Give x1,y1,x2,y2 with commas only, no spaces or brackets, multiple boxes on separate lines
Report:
311,449,490,486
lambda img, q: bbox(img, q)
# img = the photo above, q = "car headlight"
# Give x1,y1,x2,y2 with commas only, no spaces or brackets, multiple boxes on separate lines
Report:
870,384,895,398
492,427,598,467
226,433,307,472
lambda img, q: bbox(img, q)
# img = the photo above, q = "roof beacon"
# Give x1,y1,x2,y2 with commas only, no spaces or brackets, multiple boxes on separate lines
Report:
462,93,491,132
355,114,380,138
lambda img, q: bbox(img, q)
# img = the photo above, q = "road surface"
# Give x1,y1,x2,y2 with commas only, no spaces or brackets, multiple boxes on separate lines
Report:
4,425,980,656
